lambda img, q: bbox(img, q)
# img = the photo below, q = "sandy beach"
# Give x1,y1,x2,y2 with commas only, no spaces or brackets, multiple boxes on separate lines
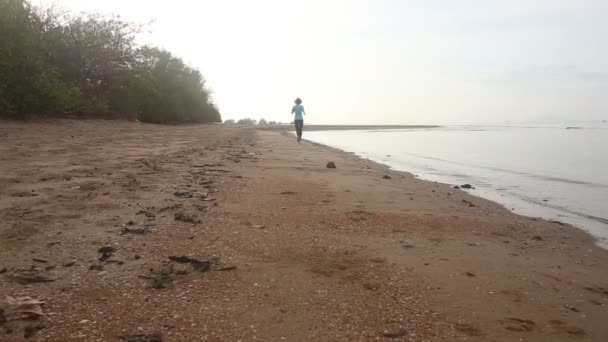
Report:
1,120,607,342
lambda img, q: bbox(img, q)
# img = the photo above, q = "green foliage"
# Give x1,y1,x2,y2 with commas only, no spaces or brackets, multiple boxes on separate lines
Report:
0,0,81,118
237,118,257,125
0,0,221,123
133,47,221,123
347,210,374,222
151,273,174,289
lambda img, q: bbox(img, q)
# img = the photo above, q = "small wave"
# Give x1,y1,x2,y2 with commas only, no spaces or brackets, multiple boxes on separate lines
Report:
522,194,608,225
399,152,608,189
539,176,589,185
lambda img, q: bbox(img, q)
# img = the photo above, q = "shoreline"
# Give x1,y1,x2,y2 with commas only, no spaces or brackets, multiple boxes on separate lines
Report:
298,133,608,250
1,120,607,341
255,124,440,131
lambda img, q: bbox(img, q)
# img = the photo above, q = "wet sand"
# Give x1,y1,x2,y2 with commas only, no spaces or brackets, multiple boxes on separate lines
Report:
1,120,607,341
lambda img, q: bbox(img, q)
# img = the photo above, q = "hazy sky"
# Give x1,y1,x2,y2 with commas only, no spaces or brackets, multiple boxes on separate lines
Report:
33,0,608,124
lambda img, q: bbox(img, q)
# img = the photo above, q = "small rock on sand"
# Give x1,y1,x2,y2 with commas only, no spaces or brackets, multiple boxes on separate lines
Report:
168,256,211,272
173,190,192,198
382,328,408,338
363,282,380,291
326,162,336,169
5,268,55,284
174,212,200,223
98,246,116,261
120,334,162,342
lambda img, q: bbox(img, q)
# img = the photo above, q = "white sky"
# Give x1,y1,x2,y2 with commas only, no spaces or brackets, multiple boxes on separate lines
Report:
33,0,608,124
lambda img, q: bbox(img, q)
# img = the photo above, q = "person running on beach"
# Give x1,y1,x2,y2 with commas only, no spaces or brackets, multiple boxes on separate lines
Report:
292,98,305,142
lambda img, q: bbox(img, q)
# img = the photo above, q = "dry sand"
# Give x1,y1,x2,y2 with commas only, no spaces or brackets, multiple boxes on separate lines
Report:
1,120,607,342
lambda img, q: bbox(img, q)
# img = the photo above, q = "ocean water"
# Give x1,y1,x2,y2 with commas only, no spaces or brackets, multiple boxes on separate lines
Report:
304,123,608,248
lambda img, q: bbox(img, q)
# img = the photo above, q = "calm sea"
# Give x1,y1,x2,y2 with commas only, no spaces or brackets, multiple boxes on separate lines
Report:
304,122,608,248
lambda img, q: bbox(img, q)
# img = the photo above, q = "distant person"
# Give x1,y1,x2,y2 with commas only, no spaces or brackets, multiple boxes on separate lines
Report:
292,98,305,142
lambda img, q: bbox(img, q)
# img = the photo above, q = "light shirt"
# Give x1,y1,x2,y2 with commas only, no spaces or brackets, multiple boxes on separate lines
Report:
292,104,305,120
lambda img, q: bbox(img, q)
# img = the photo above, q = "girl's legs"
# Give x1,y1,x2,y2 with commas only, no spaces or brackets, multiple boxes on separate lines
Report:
295,120,303,141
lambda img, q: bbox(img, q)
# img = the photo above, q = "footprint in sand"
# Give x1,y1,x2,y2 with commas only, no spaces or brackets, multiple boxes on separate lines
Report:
589,299,604,306
454,322,483,336
549,320,587,337
584,286,608,297
503,318,536,332
500,289,525,303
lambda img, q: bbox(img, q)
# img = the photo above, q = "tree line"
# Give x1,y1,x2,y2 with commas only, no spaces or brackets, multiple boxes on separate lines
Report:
224,118,288,125
0,0,221,123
